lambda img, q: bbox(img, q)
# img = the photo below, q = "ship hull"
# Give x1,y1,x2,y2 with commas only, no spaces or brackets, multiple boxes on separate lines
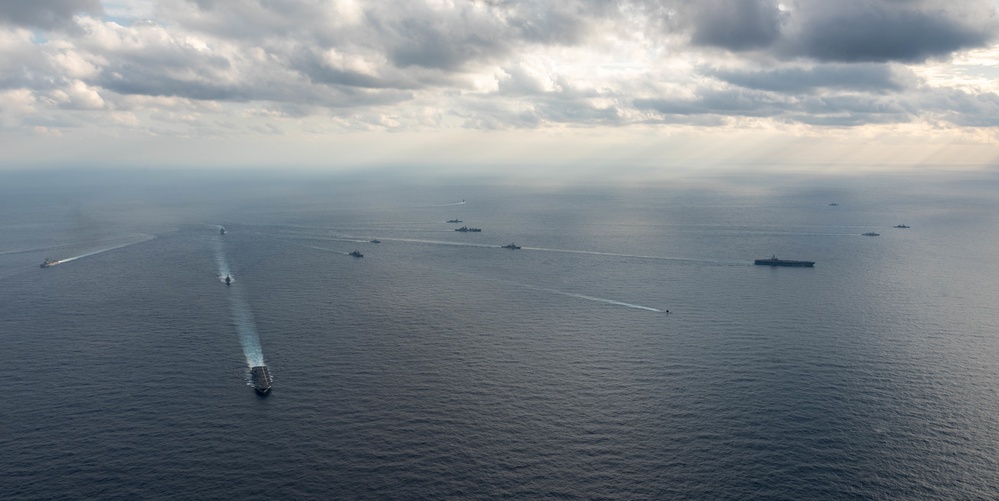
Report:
754,259,814,267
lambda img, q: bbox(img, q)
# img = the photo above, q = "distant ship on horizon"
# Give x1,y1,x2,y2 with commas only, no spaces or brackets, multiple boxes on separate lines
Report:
455,226,481,232
862,232,880,236
447,219,463,223
754,255,815,267
501,243,521,249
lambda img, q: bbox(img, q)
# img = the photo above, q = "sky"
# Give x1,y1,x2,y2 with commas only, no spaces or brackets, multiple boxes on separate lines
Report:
2,0,999,176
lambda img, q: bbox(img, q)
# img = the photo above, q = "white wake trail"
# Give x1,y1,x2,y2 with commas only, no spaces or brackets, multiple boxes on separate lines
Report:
213,235,265,367
48,235,156,265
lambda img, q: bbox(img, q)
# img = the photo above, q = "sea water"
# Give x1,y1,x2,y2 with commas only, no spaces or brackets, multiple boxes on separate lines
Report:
2,170,998,499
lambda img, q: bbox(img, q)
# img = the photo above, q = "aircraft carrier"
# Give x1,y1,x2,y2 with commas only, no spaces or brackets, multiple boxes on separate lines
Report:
250,366,272,395
754,255,815,267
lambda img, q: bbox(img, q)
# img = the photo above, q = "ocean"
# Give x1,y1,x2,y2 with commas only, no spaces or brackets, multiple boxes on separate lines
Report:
3,169,999,499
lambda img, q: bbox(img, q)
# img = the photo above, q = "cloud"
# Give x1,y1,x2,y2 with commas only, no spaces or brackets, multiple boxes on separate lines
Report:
0,0,103,30
785,0,998,62
713,64,913,94
652,0,997,63
1,0,999,140
635,88,791,119
688,0,785,51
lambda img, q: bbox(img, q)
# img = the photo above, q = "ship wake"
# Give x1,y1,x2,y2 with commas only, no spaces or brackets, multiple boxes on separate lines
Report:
40,235,155,265
213,235,265,368
522,285,664,313
447,269,666,313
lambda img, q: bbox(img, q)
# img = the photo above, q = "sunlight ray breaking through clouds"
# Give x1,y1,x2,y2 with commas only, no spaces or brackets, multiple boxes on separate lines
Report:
1,0,999,173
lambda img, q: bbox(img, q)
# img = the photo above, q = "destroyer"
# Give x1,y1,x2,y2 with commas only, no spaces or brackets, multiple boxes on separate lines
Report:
501,243,521,249
754,255,815,267
455,226,481,232
862,232,880,236
894,224,910,228
446,219,463,223
250,366,272,395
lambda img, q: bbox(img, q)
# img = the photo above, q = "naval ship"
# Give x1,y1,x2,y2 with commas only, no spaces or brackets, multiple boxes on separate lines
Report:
250,366,272,395
455,226,481,232
754,255,815,267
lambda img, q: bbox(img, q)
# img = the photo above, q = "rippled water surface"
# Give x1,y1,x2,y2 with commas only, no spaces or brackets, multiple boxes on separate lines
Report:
3,171,999,499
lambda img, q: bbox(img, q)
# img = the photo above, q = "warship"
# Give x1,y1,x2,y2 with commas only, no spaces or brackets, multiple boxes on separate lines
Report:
754,255,815,267
250,366,272,395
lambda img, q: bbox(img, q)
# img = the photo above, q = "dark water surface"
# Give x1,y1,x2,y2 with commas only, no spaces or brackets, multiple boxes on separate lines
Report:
3,171,999,499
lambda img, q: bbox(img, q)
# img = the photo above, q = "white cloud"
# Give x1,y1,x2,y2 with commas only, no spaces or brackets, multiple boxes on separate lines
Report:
1,0,999,170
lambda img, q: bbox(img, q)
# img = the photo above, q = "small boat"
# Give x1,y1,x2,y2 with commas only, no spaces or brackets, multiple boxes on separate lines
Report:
40,258,57,268
225,274,231,285
894,224,910,228
220,226,226,235
446,219,463,223
370,239,381,243
862,232,880,236
501,243,521,249
455,226,481,232
349,250,363,257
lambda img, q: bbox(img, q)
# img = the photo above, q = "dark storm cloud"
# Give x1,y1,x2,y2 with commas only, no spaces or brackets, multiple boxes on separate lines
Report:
653,0,997,62
0,0,102,29
789,1,997,62
714,64,911,94
688,0,784,51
